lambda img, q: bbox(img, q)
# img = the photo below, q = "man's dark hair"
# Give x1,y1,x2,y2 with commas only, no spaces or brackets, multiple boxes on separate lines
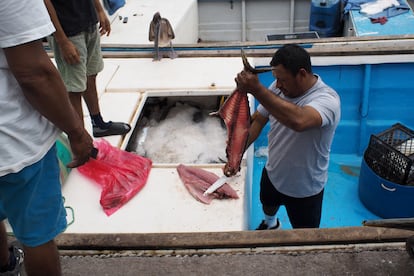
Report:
270,44,312,76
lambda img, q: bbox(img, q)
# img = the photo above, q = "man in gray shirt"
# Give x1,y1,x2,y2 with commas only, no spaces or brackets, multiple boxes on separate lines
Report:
236,44,341,229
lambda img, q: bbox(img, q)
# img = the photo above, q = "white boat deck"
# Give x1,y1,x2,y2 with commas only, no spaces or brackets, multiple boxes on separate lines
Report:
48,0,413,236
62,56,252,234
101,0,198,45
27,0,414,235
46,0,256,235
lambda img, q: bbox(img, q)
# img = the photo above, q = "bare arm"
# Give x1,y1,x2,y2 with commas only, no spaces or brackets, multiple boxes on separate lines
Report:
94,0,111,36
246,111,268,149
236,71,321,132
44,0,80,64
4,39,93,167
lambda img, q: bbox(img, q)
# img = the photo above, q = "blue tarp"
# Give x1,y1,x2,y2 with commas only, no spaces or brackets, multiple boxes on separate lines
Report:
103,0,125,16
342,0,410,18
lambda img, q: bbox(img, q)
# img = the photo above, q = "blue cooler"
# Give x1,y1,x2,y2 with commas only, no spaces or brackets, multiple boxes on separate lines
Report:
309,0,342,37
358,123,414,218
359,158,414,218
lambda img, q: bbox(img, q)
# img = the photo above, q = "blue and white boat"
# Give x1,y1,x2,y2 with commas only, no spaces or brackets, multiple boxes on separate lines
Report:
38,0,414,253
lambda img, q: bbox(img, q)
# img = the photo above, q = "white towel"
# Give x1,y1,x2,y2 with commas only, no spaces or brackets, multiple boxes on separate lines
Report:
360,0,400,15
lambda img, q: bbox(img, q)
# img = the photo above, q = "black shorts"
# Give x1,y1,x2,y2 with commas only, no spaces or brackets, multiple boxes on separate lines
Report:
260,168,324,228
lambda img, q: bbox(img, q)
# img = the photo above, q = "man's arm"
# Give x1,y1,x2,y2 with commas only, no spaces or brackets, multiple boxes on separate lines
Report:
3,39,93,167
246,111,268,149
44,0,81,64
236,71,321,132
94,0,111,36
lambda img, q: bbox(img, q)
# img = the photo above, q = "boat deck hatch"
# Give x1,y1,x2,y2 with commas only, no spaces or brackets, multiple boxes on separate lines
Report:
125,91,233,165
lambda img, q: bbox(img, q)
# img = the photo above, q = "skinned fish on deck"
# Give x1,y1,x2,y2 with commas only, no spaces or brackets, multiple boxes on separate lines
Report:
176,164,238,204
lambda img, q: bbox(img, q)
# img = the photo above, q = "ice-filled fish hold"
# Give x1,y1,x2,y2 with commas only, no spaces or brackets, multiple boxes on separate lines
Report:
211,89,250,177
176,164,239,204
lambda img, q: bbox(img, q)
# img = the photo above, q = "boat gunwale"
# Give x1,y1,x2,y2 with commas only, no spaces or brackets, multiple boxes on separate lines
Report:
44,35,414,59
100,35,414,57
54,227,414,250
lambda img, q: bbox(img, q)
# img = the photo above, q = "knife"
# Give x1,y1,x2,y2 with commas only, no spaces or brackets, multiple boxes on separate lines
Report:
203,175,229,196
90,147,99,159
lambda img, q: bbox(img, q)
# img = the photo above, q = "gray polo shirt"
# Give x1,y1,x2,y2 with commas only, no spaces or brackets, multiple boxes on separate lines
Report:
257,75,341,198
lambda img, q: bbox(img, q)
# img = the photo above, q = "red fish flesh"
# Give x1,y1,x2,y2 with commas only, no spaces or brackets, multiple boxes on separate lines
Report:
177,164,239,204
211,89,250,177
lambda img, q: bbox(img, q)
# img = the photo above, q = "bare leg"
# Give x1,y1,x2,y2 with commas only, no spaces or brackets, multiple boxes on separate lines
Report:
0,222,9,269
0,222,61,275
83,74,100,116
23,240,61,276
68,92,84,120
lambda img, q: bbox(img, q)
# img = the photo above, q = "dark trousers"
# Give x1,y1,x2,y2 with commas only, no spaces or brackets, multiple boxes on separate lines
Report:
260,168,324,228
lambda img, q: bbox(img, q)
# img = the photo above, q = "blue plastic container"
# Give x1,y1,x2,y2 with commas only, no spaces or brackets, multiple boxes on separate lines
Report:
359,158,414,219
309,0,342,37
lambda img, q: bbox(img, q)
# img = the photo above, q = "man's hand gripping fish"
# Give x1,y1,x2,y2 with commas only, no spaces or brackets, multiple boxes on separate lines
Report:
208,50,271,189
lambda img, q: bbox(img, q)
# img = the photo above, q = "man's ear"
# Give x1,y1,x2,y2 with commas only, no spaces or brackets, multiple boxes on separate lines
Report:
298,68,308,76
